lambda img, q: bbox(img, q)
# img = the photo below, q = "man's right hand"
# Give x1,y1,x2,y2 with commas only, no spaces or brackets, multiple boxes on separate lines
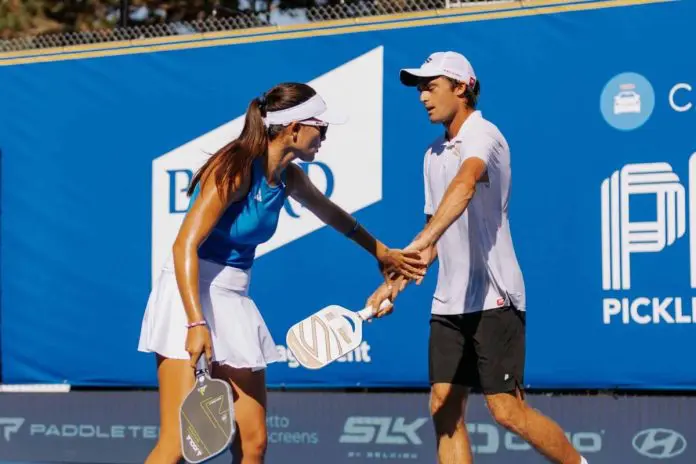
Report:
413,246,435,285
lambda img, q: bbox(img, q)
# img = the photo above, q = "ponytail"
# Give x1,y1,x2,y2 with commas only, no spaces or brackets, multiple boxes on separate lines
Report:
187,97,269,203
186,82,318,202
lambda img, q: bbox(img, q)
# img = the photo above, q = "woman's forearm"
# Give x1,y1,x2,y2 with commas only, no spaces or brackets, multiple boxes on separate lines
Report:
172,242,205,325
344,221,387,260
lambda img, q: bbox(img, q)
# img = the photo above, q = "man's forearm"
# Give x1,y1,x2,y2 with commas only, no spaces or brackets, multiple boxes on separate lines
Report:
417,181,475,247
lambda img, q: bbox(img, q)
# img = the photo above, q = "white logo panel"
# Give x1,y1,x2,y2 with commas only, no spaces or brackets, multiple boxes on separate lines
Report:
151,46,384,285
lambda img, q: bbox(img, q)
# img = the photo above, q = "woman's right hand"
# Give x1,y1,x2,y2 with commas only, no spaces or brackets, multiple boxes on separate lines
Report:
376,247,426,282
366,280,404,319
185,324,213,369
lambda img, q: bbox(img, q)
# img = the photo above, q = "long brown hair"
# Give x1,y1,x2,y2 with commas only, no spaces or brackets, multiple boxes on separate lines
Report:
187,82,318,202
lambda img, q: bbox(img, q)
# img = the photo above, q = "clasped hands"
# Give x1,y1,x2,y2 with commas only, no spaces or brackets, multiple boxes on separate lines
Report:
369,236,434,320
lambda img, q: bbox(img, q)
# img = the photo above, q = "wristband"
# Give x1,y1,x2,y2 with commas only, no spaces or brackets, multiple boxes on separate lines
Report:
186,320,207,329
345,220,359,238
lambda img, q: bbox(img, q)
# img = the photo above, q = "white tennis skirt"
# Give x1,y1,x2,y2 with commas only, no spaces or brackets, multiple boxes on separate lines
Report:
137,255,281,371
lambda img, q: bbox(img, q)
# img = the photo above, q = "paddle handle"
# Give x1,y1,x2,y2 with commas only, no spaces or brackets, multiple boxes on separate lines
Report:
358,299,391,321
195,355,209,374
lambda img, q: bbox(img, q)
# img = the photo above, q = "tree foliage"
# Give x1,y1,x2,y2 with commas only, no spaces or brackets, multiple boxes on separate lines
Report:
0,0,335,39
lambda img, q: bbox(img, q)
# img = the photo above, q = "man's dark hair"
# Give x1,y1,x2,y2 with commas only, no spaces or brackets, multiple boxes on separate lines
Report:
446,77,481,109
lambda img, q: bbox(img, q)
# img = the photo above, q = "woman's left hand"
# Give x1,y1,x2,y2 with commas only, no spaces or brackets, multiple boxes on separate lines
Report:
377,247,427,281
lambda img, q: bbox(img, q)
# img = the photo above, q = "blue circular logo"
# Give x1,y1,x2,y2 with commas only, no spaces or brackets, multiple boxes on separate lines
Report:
600,72,654,131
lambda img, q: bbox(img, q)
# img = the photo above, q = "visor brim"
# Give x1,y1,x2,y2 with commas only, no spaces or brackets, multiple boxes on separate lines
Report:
313,106,348,125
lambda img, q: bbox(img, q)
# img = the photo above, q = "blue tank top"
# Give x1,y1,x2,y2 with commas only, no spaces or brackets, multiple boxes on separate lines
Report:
187,158,287,269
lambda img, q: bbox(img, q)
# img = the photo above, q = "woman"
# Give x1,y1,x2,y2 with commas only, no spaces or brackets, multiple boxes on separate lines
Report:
138,82,424,464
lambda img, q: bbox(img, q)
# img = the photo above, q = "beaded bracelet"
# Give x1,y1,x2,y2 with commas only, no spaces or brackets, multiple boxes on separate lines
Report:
186,320,207,329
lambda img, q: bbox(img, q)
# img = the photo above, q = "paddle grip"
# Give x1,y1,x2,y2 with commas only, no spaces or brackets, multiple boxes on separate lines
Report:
196,355,209,373
358,299,391,320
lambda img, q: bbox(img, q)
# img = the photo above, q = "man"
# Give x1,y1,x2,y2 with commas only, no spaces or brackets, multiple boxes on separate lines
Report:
367,51,588,464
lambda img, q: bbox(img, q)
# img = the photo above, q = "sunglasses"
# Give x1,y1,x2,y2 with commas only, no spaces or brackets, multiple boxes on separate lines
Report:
300,122,328,139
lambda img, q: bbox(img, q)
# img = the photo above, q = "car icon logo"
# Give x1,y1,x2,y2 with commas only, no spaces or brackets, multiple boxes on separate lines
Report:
614,84,641,115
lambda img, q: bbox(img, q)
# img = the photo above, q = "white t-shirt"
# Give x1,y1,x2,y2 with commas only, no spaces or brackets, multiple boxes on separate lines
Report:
423,111,526,315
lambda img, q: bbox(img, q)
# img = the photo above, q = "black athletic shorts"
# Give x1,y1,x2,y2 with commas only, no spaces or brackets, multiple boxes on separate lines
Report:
428,305,526,394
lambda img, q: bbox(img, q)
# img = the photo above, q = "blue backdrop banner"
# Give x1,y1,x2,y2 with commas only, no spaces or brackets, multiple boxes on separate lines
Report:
0,0,694,389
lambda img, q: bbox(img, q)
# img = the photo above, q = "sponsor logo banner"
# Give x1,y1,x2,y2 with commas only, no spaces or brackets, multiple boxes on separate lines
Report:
0,392,694,463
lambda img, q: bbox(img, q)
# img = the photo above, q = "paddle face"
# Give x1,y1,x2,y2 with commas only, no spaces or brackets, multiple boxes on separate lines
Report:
180,359,235,463
286,305,367,370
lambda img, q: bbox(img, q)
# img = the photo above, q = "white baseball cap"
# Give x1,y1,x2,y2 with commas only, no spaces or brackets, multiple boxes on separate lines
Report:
400,51,477,89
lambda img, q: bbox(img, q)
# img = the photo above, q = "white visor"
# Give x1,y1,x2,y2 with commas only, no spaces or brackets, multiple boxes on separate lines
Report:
263,94,348,127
